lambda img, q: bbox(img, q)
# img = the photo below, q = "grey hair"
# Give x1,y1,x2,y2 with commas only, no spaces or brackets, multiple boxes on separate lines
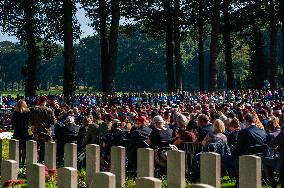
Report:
176,114,188,126
153,115,165,126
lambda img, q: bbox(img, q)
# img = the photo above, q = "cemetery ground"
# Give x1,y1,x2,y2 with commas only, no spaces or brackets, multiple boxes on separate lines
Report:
0,139,279,188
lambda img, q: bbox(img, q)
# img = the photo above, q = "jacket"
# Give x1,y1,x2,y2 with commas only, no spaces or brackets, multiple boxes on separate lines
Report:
232,124,267,156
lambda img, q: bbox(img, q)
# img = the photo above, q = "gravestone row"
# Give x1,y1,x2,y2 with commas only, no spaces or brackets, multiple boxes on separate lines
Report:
0,139,261,188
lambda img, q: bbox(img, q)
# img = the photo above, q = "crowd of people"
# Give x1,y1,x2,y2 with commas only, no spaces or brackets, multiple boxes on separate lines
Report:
6,89,284,187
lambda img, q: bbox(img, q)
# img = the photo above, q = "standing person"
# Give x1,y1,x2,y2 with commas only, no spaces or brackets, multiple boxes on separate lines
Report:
29,96,57,162
12,100,31,167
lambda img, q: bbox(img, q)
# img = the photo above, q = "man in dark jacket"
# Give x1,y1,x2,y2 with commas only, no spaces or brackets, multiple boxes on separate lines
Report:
223,113,267,178
197,114,213,142
263,126,284,188
55,116,80,165
127,116,152,170
232,113,267,155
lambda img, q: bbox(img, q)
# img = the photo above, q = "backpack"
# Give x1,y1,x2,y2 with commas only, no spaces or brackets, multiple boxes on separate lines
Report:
154,144,178,168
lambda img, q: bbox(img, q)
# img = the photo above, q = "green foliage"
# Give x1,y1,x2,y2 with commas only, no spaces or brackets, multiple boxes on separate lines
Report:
0,41,26,90
45,176,57,188
78,169,87,188
221,176,237,188
18,168,27,179
1,139,9,160
1,0,284,91
0,0,43,40
123,177,136,188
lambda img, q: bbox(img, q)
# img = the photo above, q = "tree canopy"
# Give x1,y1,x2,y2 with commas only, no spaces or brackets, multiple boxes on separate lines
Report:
0,0,283,94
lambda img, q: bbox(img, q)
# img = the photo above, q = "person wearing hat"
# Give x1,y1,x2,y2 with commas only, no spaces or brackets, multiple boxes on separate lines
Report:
29,96,57,162
127,115,152,170
102,119,128,147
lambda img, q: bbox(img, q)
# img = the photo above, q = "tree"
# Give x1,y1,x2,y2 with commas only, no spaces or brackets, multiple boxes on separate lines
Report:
222,0,233,90
198,0,205,91
231,0,269,89
174,0,182,91
0,41,26,91
81,0,120,94
63,0,76,99
269,0,278,89
280,0,284,86
42,0,80,100
163,0,175,92
0,0,43,96
208,0,221,92
122,0,184,92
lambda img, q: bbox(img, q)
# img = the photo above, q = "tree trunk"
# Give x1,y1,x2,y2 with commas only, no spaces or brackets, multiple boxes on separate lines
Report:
222,0,233,90
270,3,277,89
104,0,120,94
198,0,205,91
280,0,284,86
163,0,175,92
4,80,7,91
283,18,284,87
208,0,221,92
99,0,109,93
24,0,37,97
17,81,21,91
11,81,14,91
252,24,265,89
173,0,182,91
63,0,75,100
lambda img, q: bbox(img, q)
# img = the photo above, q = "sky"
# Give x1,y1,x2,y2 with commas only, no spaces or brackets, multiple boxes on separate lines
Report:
0,4,95,43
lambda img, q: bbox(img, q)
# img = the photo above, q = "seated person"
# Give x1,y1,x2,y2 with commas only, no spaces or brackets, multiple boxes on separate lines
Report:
263,126,284,188
127,116,152,170
102,119,128,147
55,116,80,165
266,116,281,142
231,113,267,155
149,115,173,148
100,119,128,170
83,119,100,147
223,113,267,178
173,114,197,150
202,119,227,147
227,117,240,147
197,114,214,142
77,115,93,152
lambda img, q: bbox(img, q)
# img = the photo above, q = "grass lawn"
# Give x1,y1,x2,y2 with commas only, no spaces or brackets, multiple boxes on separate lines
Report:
0,88,99,97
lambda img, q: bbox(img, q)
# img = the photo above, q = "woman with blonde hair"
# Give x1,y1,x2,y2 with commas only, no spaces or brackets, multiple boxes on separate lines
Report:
12,99,30,167
252,111,264,129
201,119,227,147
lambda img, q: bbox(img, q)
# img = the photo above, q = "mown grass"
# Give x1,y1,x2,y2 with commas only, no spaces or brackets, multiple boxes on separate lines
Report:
0,88,99,97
